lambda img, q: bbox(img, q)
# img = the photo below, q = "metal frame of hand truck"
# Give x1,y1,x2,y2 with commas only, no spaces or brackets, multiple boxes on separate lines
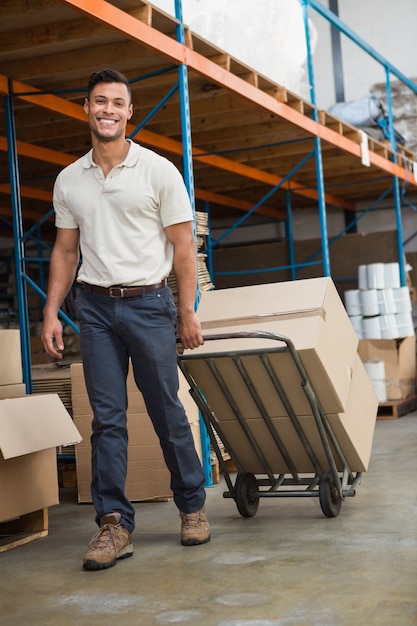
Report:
178,331,362,518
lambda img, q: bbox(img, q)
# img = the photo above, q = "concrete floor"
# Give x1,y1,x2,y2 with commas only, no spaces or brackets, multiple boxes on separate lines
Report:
0,414,416,626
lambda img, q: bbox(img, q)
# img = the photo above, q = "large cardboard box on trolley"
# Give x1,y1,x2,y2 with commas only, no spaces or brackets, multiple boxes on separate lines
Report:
358,336,416,401
0,393,82,523
196,277,359,415
185,277,377,473
71,362,201,503
195,354,377,473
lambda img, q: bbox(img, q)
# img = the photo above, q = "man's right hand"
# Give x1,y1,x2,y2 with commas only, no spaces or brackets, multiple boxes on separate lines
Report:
41,315,65,359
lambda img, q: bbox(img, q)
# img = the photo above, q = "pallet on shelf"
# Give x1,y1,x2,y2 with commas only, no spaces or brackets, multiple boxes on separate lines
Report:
377,395,417,420
0,509,48,553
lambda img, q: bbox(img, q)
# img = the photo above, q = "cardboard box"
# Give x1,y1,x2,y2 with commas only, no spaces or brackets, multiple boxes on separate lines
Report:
204,354,377,474
195,277,358,415
0,329,22,385
0,383,26,399
358,336,416,400
0,394,82,523
71,363,201,503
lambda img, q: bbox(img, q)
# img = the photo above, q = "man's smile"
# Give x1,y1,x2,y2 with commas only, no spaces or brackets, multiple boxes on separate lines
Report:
97,117,118,125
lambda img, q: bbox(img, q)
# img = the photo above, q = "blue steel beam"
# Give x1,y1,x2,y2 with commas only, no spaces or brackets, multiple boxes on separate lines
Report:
301,0,331,276
285,190,297,282
174,0,196,215
4,84,33,393
175,0,212,488
384,67,406,286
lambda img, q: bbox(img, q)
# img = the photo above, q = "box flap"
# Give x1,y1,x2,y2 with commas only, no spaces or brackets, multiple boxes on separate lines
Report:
197,277,332,323
0,393,82,460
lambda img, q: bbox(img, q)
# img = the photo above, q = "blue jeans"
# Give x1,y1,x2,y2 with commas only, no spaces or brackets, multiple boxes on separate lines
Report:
75,286,206,532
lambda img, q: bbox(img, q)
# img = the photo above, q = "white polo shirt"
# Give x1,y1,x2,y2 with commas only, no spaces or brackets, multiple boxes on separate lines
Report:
53,140,194,286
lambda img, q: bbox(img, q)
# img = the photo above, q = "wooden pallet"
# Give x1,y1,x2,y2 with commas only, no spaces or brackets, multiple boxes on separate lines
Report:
377,395,417,420
211,460,221,485
211,457,237,484
0,509,48,553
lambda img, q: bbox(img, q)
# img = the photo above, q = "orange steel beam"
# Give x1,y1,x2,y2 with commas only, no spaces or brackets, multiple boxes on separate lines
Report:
0,75,352,212
0,136,287,218
0,183,52,202
0,205,52,221
59,0,414,187
0,136,74,168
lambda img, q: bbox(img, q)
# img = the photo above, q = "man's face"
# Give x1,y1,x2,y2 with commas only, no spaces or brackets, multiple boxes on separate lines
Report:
84,81,133,142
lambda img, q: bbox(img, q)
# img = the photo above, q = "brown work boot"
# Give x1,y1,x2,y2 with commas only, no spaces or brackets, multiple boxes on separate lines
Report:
180,506,210,546
83,512,133,571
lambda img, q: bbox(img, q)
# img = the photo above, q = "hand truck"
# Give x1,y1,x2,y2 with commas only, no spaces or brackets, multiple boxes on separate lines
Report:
178,331,363,518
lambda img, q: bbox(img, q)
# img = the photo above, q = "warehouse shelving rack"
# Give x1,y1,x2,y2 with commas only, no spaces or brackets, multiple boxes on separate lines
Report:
1,1,417,441
210,0,417,286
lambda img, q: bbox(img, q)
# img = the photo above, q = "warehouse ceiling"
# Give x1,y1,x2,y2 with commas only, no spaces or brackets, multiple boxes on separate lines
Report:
0,0,416,243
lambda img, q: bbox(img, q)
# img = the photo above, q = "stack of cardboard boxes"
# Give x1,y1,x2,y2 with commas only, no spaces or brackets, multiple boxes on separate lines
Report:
186,277,379,474
358,337,416,402
71,363,202,503
0,329,80,541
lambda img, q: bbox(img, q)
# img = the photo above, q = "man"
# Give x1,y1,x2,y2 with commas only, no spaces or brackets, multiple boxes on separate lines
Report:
41,69,209,571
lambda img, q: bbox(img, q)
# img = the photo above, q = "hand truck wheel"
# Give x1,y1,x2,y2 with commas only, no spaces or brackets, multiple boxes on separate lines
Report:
234,472,259,518
319,471,342,518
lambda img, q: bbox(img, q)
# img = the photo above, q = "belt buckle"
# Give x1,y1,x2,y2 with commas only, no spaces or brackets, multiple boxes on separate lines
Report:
109,287,123,298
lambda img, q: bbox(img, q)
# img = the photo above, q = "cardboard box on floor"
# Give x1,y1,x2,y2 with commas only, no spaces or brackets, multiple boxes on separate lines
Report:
195,277,359,415
71,362,201,503
358,336,416,400
203,354,377,474
0,393,82,523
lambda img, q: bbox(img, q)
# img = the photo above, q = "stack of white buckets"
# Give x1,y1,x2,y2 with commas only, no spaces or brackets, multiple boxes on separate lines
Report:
344,262,415,403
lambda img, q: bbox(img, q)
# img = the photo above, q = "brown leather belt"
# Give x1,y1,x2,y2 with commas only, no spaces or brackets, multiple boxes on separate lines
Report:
81,279,167,298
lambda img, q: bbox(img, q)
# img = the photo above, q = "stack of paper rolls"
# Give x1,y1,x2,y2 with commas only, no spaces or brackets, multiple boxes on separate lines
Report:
344,262,414,339
363,359,387,403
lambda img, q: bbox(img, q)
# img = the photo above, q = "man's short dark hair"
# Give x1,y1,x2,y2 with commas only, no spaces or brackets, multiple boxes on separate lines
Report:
87,69,132,103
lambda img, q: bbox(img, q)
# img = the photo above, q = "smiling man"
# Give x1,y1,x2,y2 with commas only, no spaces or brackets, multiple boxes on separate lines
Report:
41,69,210,571
87,77,133,148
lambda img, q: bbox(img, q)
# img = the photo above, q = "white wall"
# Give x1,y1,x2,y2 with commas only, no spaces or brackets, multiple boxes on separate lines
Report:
309,0,417,109
150,0,417,108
